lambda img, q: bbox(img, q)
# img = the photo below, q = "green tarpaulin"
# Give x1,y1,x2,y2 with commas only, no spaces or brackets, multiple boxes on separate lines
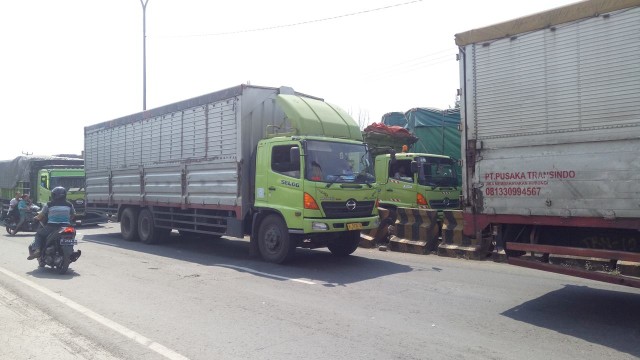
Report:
405,108,462,184
406,108,460,159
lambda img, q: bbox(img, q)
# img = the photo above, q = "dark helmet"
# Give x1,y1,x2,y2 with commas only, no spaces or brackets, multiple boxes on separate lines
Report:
51,186,67,201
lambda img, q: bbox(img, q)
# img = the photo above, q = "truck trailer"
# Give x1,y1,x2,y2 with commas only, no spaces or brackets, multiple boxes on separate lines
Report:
84,84,380,263
456,0,640,287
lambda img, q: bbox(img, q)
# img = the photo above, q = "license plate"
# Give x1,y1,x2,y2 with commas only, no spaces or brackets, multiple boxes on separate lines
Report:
346,223,363,231
60,238,77,245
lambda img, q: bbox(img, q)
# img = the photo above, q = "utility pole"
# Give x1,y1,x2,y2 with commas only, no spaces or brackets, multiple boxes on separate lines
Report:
140,0,149,111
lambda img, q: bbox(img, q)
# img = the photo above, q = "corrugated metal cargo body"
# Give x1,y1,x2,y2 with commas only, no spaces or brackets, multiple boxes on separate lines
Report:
85,84,379,263
456,0,640,286
85,85,291,236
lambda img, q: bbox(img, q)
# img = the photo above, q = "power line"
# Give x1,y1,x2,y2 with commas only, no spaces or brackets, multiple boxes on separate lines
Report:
364,57,454,82
155,0,423,38
359,50,456,78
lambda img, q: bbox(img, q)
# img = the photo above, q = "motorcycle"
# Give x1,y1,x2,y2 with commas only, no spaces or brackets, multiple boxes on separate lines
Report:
29,224,82,274
5,205,41,235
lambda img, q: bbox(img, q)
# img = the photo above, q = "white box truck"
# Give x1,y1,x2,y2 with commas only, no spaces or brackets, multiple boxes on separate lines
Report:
456,0,640,287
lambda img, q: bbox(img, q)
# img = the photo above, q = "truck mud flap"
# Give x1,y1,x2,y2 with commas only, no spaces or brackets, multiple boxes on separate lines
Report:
359,207,392,248
388,208,438,255
506,242,640,289
437,210,491,260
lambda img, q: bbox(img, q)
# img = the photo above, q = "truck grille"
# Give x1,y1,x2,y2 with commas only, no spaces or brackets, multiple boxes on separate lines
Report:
429,199,460,210
321,200,375,219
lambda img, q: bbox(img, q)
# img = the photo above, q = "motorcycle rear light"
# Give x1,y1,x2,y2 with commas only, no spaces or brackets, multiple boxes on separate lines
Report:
62,227,76,234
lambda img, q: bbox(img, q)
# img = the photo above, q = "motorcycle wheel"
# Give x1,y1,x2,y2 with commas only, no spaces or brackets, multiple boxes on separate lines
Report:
57,252,71,275
5,226,11,235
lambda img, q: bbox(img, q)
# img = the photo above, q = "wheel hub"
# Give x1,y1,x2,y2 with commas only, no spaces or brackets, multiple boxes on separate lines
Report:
264,227,281,251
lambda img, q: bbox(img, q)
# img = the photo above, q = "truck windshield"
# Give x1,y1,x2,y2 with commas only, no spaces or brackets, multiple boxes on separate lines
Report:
416,156,458,187
305,140,375,184
50,176,85,191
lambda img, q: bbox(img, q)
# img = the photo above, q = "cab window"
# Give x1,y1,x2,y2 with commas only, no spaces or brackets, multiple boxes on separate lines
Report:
390,160,413,183
271,145,300,178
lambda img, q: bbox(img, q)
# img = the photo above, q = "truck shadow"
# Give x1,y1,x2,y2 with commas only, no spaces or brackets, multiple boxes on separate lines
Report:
81,231,412,285
501,284,640,358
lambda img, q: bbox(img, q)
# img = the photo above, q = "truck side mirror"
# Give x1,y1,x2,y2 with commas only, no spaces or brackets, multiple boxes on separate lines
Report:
290,146,300,167
410,161,418,174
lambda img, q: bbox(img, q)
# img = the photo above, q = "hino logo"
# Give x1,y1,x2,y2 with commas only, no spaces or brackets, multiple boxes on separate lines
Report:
345,199,357,211
442,198,450,206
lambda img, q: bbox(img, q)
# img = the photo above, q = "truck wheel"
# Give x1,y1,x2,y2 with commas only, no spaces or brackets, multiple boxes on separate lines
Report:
328,231,360,257
138,209,169,244
258,215,295,264
121,208,140,241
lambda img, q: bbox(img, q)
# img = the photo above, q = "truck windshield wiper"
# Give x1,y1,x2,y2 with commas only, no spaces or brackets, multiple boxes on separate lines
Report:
325,175,344,188
355,173,373,188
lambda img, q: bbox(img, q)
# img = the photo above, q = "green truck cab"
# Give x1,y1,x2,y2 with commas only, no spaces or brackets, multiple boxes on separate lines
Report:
251,95,380,262
37,168,86,213
362,122,461,219
374,152,460,212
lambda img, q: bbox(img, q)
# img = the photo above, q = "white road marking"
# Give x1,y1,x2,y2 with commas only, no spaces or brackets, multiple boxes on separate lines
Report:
0,266,190,360
217,264,316,285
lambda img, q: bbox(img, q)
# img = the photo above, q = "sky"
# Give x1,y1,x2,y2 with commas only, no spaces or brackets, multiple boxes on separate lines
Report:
0,0,577,160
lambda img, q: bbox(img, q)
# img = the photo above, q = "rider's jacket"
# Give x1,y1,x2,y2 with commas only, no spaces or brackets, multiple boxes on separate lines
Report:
41,200,76,224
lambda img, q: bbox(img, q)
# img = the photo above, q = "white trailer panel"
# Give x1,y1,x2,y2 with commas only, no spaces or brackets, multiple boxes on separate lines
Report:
458,3,640,220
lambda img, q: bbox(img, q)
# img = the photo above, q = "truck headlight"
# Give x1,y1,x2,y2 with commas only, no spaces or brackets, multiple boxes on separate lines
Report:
312,222,329,231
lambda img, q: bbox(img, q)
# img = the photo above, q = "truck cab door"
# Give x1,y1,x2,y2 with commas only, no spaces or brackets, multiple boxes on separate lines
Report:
262,142,304,228
384,159,416,208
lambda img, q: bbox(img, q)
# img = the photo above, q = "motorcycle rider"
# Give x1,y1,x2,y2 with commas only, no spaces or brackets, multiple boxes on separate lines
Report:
14,194,30,232
7,191,21,222
27,187,76,260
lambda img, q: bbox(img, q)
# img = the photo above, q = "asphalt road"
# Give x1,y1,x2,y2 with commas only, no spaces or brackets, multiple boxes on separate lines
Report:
0,223,638,360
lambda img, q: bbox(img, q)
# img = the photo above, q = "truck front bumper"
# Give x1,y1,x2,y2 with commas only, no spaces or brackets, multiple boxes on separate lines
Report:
297,215,380,233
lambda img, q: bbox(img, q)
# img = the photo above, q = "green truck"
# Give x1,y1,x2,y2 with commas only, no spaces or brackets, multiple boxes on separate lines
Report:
84,85,379,263
0,156,87,219
374,152,460,212
363,122,461,218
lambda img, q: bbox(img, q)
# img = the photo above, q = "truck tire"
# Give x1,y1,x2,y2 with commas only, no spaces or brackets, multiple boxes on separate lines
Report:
121,207,140,241
258,214,295,264
328,231,360,257
138,209,170,244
